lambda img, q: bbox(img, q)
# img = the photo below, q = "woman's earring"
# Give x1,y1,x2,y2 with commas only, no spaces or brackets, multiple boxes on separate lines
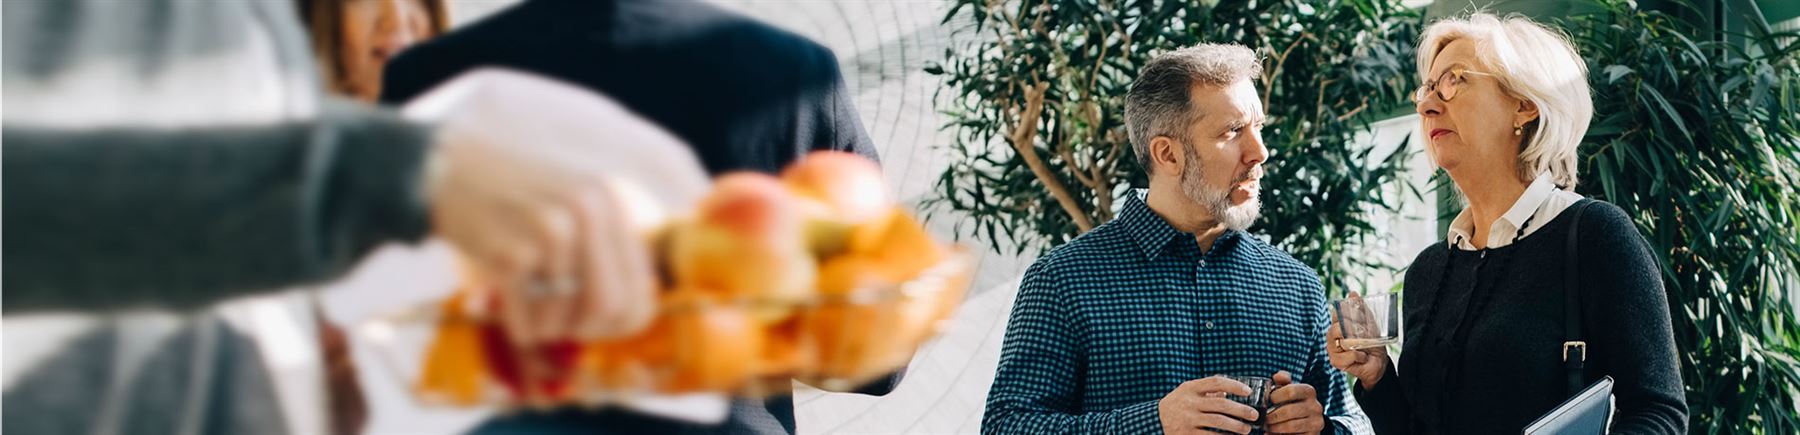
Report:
1513,125,1524,136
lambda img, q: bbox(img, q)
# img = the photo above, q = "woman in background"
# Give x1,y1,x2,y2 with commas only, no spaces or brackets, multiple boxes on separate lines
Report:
301,0,450,102
1325,13,1686,434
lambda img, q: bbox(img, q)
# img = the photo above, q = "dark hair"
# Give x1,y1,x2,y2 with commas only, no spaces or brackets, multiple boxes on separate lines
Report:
296,0,451,96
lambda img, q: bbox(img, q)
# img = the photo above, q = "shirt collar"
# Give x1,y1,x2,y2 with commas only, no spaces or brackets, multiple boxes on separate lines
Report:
1117,189,1242,260
1446,171,1557,249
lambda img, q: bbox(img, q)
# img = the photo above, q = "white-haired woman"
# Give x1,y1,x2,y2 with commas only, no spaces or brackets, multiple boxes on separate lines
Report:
1324,13,1688,434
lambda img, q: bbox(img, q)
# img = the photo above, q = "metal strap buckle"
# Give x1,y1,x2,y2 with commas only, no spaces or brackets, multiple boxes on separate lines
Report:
1562,341,1587,362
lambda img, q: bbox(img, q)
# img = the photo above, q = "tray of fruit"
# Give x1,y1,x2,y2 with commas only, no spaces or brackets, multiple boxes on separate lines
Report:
357,151,972,410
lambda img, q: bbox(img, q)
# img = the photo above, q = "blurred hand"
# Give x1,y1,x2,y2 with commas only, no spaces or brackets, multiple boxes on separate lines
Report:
414,69,709,348
1326,305,1390,390
1159,376,1262,435
1265,371,1325,435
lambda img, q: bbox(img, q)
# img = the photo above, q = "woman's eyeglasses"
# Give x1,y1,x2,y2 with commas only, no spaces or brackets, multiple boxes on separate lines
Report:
1412,68,1498,103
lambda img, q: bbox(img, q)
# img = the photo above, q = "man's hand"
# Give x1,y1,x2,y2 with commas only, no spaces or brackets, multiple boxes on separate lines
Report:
1264,371,1326,435
1159,376,1263,435
1326,306,1390,390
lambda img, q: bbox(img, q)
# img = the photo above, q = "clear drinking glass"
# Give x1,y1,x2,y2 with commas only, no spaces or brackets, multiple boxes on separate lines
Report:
1332,291,1400,350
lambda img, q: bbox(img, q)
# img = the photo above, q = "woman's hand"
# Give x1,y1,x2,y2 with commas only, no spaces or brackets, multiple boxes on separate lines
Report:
1326,307,1390,390
416,69,711,405
416,69,709,347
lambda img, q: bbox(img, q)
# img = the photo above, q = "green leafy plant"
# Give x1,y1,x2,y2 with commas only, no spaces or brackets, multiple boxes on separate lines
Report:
929,0,1800,431
925,0,1422,295
1565,0,1800,432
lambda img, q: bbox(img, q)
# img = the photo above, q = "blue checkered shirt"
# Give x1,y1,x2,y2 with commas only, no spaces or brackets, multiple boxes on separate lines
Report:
982,191,1371,435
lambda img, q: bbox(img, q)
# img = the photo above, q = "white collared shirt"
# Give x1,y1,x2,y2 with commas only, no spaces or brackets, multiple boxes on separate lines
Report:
1446,172,1584,250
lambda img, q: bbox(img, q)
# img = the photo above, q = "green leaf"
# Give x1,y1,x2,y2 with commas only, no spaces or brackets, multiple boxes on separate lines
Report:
1641,86,1694,139
1604,64,1635,82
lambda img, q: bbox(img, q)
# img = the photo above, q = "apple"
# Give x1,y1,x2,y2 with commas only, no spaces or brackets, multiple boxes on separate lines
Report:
781,151,890,257
668,172,816,308
477,324,583,402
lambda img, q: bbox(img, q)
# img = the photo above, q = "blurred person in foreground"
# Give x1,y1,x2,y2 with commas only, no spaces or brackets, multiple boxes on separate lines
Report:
980,43,1370,435
1325,13,1686,434
2,1,705,434
378,1,887,434
294,0,453,431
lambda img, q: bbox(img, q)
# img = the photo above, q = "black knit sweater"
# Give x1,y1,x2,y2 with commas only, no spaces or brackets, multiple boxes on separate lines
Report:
1354,199,1688,434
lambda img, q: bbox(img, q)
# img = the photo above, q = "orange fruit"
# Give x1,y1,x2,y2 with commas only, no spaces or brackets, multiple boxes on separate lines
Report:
662,290,764,392
417,294,489,406
806,256,905,381
891,251,972,350
757,314,815,377
846,208,945,280
816,254,904,295
584,317,674,392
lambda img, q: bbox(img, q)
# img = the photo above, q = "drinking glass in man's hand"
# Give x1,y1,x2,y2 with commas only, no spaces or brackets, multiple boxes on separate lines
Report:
1223,375,1272,419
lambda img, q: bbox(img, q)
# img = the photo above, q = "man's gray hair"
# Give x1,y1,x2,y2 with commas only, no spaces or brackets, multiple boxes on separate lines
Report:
1125,44,1262,174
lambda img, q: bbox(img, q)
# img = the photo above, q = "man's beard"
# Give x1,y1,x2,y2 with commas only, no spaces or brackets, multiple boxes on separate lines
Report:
1179,147,1261,231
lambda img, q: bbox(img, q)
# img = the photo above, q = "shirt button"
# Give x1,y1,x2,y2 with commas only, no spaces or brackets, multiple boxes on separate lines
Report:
1198,259,1207,268
1206,321,1215,329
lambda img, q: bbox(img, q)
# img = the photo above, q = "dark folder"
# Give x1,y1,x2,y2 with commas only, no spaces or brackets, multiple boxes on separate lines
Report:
1524,376,1614,435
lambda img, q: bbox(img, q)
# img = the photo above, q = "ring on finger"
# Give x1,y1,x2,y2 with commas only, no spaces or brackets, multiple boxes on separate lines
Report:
526,275,579,299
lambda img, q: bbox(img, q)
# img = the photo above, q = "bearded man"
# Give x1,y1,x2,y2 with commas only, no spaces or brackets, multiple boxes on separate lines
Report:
980,44,1373,435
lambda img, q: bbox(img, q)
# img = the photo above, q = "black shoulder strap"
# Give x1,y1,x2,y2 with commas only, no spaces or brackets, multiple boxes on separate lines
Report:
1563,199,1596,397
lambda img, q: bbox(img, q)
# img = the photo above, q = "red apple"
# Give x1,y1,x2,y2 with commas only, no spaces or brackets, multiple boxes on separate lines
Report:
668,172,816,309
476,297,584,402
782,151,890,223
781,151,890,257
